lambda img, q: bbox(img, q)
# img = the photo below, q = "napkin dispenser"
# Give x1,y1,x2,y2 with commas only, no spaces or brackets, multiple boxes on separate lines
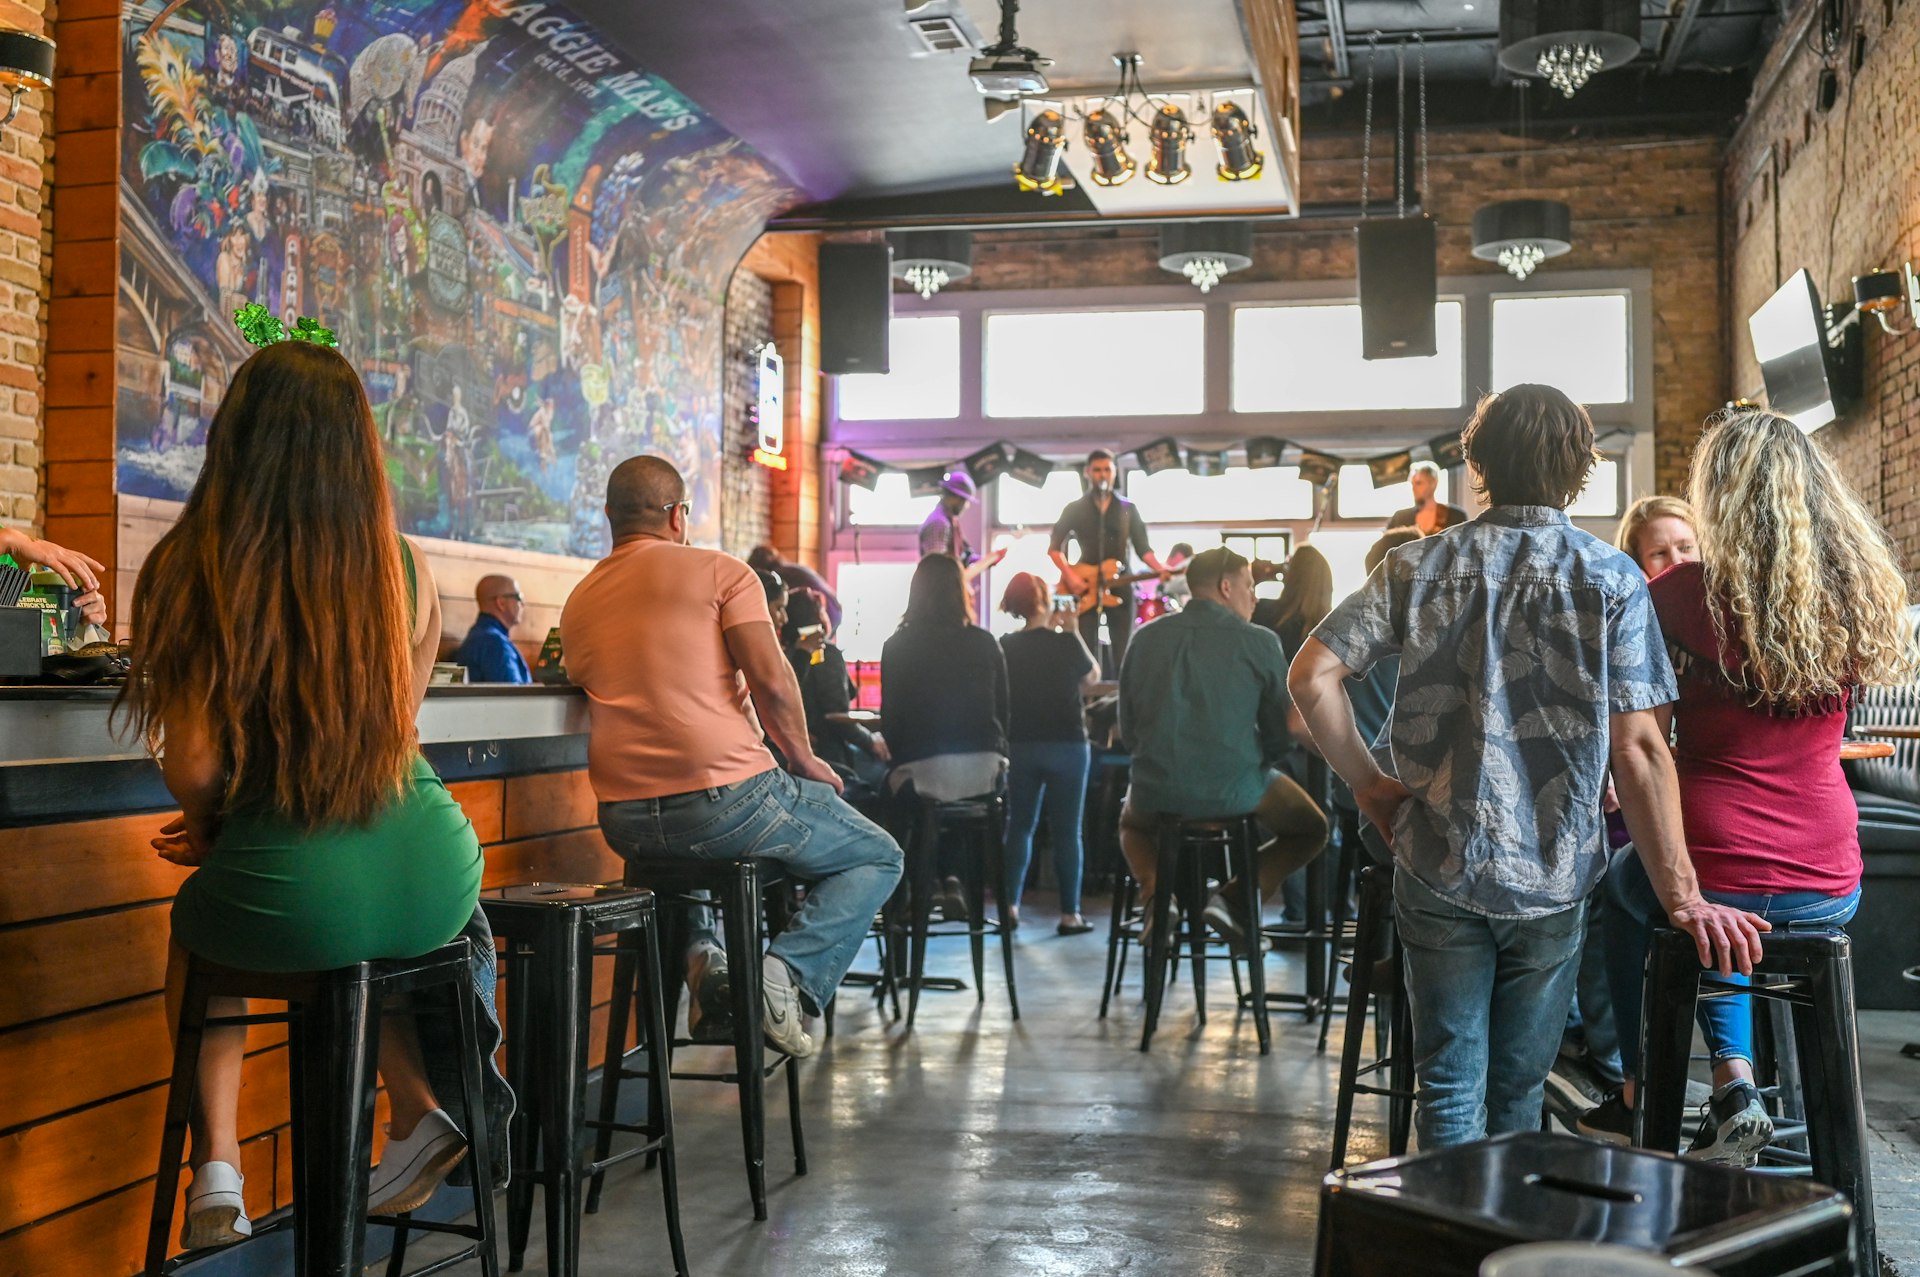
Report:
0,606,37,677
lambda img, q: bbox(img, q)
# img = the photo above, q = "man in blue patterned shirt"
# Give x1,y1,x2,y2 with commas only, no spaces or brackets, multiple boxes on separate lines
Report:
1291,385,1766,1148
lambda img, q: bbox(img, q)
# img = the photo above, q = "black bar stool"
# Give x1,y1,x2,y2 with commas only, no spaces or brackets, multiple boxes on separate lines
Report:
1099,870,1247,1021
1328,864,1413,1171
1138,813,1269,1054
892,786,1021,1028
404,884,683,1277
603,856,804,1222
1636,926,1876,1277
1316,813,1366,1053
145,940,499,1277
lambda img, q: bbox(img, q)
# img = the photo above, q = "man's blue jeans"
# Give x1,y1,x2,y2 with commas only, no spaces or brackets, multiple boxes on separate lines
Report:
1395,872,1587,1148
1004,740,1091,915
1602,844,1860,1074
600,768,904,1014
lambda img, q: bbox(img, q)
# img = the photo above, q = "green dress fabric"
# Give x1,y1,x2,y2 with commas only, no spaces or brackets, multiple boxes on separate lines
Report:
169,541,483,972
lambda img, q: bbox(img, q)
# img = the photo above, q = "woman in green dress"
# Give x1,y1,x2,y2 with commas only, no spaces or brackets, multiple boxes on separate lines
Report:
119,341,484,1249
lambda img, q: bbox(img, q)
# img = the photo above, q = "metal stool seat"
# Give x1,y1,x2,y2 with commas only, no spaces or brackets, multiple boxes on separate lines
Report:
1137,813,1270,1054
145,941,499,1277
1638,926,1877,1277
609,855,804,1222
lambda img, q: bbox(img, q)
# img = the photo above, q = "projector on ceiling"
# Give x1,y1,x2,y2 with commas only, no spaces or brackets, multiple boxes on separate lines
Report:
969,54,1051,98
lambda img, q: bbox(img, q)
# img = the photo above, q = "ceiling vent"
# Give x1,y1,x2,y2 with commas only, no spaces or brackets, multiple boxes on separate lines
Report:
908,16,975,55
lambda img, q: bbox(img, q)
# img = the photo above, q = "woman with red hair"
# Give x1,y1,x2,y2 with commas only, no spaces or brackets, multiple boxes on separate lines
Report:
998,572,1101,934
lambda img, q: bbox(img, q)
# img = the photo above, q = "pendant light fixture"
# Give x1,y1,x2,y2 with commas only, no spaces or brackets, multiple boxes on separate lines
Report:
1498,0,1642,97
886,230,973,299
1471,84,1574,280
1158,221,1252,293
1013,108,1071,195
0,29,51,127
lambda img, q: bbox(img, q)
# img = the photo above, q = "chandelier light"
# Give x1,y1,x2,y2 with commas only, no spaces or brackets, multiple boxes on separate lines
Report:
1158,221,1253,293
1498,0,1641,98
1471,199,1573,280
886,230,973,299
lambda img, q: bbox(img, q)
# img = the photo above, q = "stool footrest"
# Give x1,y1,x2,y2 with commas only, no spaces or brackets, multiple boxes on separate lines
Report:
583,1135,668,1175
388,1244,484,1277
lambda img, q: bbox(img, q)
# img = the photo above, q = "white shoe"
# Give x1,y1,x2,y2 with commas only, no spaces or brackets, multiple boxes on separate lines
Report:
181,1160,252,1250
368,1109,468,1215
761,955,816,1059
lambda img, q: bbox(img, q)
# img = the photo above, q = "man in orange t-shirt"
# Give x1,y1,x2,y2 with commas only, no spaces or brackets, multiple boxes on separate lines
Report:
563,456,902,1059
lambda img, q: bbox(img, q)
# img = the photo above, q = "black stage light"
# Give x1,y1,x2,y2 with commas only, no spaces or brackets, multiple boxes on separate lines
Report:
1210,101,1264,181
1082,107,1135,187
1145,103,1192,185
1014,108,1071,196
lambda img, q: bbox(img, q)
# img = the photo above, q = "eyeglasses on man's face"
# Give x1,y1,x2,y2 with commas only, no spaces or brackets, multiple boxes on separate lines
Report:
661,500,692,518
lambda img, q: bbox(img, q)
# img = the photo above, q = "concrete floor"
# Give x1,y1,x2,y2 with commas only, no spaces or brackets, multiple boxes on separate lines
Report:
395,895,1920,1277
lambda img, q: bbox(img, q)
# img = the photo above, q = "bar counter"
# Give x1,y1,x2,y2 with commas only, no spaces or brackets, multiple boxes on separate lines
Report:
0,684,630,1276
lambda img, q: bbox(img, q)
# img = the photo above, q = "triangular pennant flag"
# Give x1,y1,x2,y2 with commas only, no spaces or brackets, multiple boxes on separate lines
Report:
1004,447,1055,488
838,450,886,491
1297,449,1342,486
1368,450,1413,488
1134,437,1183,475
964,440,1014,487
1244,435,1287,470
905,464,949,498
1428,431,1465,469
1186,447,1229,477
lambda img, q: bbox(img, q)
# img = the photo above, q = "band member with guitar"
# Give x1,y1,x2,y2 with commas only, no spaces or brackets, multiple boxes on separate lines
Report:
921,470,1007,584
1048,450,1172,670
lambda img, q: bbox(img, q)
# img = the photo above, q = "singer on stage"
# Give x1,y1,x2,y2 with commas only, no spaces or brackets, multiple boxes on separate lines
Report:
1048,449,1171,671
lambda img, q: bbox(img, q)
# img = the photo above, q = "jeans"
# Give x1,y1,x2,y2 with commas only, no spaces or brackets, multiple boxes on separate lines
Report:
1004,740,1092,914
1395,871,1587,1148
1561,878,1625,1086
1119,771,1328,903
599,767,904,1013
1602,844,1860,1073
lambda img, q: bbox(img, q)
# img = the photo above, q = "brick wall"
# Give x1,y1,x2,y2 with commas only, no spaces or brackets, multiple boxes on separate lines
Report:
950,126,1728,495
739,232,826,566
0,0,49,533
720,268,774,558
1724,0,1920,575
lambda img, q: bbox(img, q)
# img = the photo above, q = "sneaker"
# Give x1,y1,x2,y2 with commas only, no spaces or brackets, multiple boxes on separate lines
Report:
1575,1093,1635,1146
180,1161,251,1250
685,941,734,1044
939,874,969,922
1685,1080,1774,1167
1202,891,1252,954
761,955,816,1059
1544,1054,1612,1115
368,1109,468,1215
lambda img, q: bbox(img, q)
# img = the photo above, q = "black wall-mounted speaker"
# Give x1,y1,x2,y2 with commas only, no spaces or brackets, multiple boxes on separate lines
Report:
820,243,893,375
1357,217,1437,361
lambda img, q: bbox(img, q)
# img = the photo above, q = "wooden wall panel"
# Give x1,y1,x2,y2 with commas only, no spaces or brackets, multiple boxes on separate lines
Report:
0,811,184,923
0,904,170,1028
504,769,597,841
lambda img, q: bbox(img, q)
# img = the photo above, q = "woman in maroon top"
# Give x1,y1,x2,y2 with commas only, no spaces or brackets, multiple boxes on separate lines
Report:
1592,410,1913,1165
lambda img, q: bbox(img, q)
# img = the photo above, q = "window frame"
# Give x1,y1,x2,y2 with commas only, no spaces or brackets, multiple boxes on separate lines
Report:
1487,287,1635,407
831,311,966,423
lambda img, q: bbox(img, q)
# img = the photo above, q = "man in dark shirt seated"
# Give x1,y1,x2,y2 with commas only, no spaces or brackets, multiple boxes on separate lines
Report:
452,574,531,683
1117,547,1328,950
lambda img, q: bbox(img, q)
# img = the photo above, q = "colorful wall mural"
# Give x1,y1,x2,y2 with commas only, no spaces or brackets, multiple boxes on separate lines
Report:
116,0,796,555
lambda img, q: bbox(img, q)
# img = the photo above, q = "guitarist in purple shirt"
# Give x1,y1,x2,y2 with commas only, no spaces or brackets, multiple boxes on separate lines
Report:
1048,450,1171,672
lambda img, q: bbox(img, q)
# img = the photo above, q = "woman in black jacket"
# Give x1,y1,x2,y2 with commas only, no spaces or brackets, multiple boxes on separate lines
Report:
881,554,1010,919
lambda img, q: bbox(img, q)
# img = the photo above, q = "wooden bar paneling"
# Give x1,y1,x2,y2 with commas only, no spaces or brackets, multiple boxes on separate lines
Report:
503,769,597,841
0,905,170,1028
0,811,185,924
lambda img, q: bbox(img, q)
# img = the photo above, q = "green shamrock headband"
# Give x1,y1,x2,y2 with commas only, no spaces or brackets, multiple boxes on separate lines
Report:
233,302,338,349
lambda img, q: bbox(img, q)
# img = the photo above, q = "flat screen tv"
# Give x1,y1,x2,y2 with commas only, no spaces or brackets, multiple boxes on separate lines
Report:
1748,268,1858,432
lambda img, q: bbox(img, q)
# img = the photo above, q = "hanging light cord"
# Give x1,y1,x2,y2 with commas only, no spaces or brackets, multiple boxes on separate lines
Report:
1417,34,1429,207
1395,45,1407,218
1359,34,1378,221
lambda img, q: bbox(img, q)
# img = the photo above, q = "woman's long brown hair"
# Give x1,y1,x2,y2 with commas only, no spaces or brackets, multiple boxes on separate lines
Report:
118,342,416,829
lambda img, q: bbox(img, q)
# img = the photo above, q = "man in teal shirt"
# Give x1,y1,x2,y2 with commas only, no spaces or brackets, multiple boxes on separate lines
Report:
1117,547,1328,949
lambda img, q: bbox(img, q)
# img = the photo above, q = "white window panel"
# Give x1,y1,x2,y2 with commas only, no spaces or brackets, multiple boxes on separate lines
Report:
1233,302,1463,412
835,315,961,421
1491,294,1630,405
1126,465,1312,523
993,470,1086,529
1334,465,1452,519
846,472,938,527
981,530,1065,637
836,561,918,663
1567,456,1622,517
985,310,1205,417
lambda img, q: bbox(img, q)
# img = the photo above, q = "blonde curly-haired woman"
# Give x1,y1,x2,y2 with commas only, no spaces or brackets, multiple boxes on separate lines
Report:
1587,410,1913,1165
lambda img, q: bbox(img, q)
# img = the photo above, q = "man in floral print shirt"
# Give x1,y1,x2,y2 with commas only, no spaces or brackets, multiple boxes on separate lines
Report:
1290,385,1767,1148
